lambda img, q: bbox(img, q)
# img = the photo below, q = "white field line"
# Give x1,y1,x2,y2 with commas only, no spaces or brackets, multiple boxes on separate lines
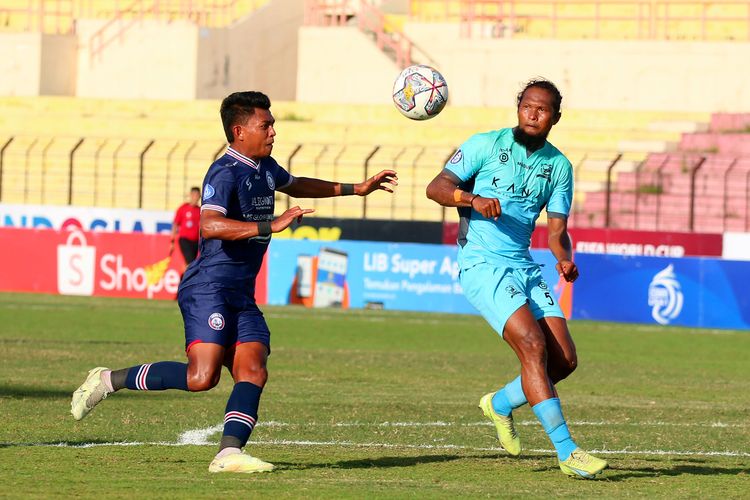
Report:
176,424,223,445
6,420,747,457
7,435,750,458
259,420,748,429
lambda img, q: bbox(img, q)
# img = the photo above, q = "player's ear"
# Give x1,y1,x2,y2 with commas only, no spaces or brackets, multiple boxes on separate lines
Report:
232,124,244,141
552,112,561,125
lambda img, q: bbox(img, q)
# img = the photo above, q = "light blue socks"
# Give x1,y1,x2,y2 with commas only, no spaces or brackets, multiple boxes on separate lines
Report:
532,397,577,461
491,376,527,416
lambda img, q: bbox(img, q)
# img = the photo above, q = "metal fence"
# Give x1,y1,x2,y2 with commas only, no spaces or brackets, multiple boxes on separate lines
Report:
1,134,748,232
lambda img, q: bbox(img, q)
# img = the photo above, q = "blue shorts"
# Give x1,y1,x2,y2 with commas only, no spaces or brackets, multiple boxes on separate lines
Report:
459,261,564,338
178,283,270,353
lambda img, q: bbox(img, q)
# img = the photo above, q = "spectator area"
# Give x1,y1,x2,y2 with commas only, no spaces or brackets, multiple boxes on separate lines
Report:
0,96,712,224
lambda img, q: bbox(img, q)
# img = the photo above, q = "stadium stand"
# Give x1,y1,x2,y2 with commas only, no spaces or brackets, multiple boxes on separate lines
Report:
573,114,750,232
406,0,750,41
0,0,747,229
0,1,270,34
0,94,708,221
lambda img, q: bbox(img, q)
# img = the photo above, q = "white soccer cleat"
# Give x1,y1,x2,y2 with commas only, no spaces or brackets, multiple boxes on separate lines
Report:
71,367,110,421
208,452,274,474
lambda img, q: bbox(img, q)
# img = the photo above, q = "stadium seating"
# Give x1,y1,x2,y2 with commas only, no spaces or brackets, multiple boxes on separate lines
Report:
0,94,708,220
573,122,750,233
406,0,750,41
0,1,744,227
0,0,270,34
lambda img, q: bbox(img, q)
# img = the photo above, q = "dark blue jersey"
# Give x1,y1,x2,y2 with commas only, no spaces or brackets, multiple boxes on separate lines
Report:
179,147,293,295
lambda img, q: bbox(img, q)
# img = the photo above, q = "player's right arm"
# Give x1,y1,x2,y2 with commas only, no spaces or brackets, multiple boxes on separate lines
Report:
426,136,501,219
201,207,314,241
199,164,313,241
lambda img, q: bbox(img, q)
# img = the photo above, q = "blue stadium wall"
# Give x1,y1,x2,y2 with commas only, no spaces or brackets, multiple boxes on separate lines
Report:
266,240,750,330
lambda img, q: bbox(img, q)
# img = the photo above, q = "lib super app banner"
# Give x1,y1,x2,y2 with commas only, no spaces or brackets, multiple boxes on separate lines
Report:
265,239,566,315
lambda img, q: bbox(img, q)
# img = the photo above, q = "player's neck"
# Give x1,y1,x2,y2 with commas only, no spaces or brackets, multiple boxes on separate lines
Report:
513,127,547,156
228,144,262,163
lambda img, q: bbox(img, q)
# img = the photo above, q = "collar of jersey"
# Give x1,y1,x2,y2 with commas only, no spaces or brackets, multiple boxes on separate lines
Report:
226,147,260,170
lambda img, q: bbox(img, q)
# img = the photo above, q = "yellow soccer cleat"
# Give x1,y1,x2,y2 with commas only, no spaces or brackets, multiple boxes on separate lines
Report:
71,367,110,421
559,448,608,479
478,392,521,456
208,452,274,474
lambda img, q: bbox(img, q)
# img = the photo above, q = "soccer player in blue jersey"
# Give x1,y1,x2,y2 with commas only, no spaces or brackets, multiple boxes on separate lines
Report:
426,79,607,479
71,91,398,474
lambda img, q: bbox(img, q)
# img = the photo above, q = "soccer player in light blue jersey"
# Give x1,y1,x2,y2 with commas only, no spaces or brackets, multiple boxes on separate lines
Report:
426,79,607,479
71,91,398,474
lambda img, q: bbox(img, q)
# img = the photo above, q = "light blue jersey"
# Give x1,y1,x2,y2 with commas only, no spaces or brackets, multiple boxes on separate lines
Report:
445,127,573,269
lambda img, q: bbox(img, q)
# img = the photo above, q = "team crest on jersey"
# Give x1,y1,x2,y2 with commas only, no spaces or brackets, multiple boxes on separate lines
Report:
499,152,510,163
536,164,553,182
208,312,225,331
449,149,463,164
203,184,215,200
265,171,275,190
245,177,252,191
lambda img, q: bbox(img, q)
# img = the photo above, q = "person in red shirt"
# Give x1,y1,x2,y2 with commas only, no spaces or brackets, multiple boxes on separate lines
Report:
171,187,201,265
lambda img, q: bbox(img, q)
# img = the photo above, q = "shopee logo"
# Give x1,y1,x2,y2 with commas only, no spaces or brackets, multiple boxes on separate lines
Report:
99,254,180,299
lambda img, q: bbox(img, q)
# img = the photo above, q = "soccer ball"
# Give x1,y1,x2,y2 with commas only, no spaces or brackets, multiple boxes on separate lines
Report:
392,65,448,120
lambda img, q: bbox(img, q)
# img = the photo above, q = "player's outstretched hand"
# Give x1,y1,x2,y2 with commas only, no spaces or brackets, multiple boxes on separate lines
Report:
272,206,315,233
356,170,398,196
471,196,501,220
556,259,579,282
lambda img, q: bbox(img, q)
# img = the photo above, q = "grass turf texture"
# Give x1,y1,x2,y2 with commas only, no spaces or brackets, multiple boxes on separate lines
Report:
0,292,748,498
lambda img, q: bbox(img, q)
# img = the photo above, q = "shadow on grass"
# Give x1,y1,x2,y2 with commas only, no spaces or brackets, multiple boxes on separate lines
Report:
599,463,750,481
0,439,129,449
0,385,194,401
276,453,542,470
0,385,73,399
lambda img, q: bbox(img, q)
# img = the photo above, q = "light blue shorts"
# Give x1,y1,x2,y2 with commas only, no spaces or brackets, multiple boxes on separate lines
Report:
459,261,564,338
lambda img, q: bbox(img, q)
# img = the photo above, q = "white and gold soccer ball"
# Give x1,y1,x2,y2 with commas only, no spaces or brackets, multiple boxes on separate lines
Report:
392,64,449,120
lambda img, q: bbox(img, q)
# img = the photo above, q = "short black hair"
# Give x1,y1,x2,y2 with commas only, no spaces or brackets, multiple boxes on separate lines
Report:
220,91,271,143
190,186,200,194
517,78,562,115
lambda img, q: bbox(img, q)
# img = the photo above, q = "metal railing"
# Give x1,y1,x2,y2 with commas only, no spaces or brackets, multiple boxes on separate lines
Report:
0,1,266,62
0,136,454,222
304,0,421,68
88,0,262,62
573,152,750,233
1,133,748,231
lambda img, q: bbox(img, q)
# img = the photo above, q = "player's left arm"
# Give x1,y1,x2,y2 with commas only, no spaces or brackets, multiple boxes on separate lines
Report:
547,158,577,282
548,215,578,283
277,170,398,198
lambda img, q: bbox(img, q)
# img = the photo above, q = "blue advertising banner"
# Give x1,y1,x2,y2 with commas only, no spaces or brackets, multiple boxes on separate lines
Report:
266,240,562,315
574,254,750,329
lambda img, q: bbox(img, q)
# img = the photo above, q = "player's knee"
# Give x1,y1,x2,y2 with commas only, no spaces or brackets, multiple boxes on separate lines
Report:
565,354,578,375
235,366,268,387
551,354,577,382
186,369,220,392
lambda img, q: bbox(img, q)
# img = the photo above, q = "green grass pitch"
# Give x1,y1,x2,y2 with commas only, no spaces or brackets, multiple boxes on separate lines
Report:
0,292,748,498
